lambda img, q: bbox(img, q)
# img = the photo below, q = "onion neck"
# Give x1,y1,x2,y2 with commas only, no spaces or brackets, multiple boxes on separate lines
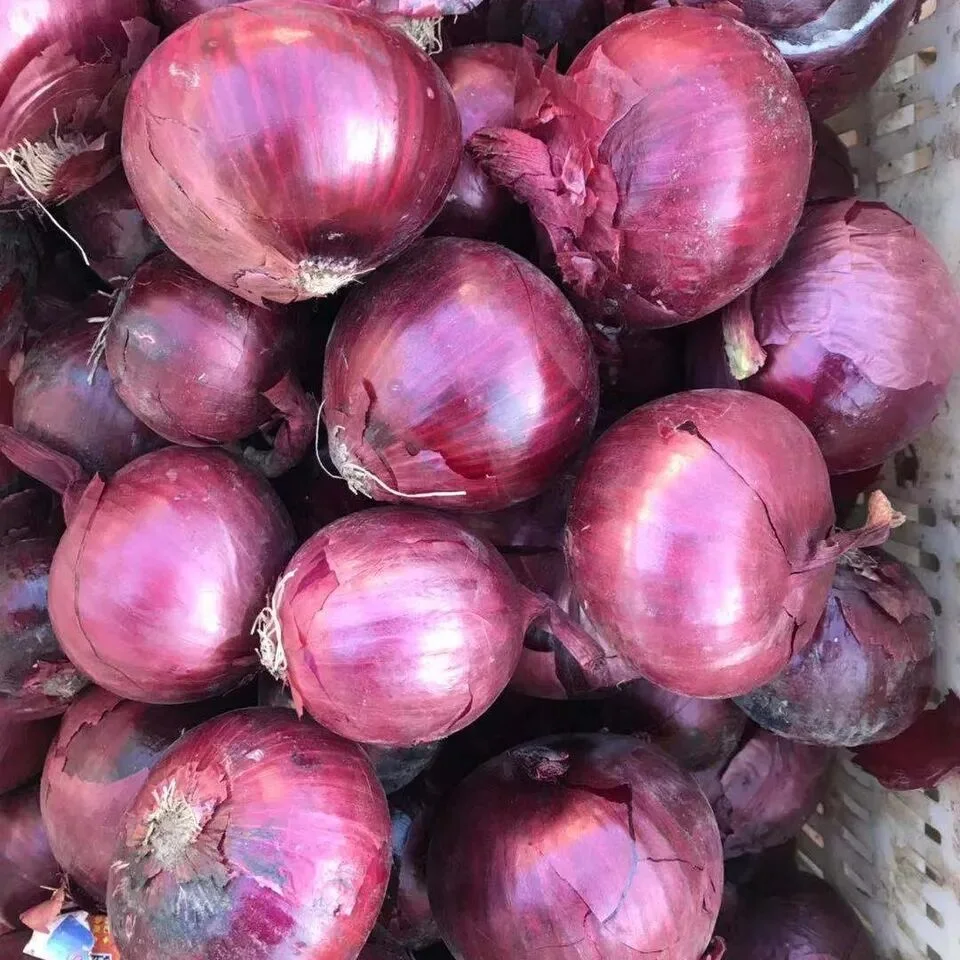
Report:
296,256,363,299
721,295,766,381
142,781,204,871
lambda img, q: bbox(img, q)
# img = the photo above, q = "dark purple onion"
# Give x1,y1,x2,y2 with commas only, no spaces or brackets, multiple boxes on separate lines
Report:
0,716,58,795
808,123,856,201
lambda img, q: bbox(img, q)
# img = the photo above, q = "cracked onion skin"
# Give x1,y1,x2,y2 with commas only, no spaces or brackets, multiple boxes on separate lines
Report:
122,0,462,306
108,707,391,960
565,390,900,699
40,686,232,904
271,507,525,747
48,447,295,704
428,733,723,960
323,238,598,511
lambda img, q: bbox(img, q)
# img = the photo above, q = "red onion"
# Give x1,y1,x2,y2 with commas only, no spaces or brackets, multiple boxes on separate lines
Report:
430,44,529,240
0,1,158,208
61,170,162,288
700,201,960,475
0,784,60,934
0,931,30,959
40,687,234,904
0,538,88,722
123,0,461,305
697,727,831,859
566,390,902,698
738,549,934,747
380,783,440,949
323,238,598,510
104,252,316,477
852,692,960,789
108,707,391,960
48,447,294,704
728,872,876,959
808,123,855,201
470,8,812,330
604,678,747,771
428,734,724,960
0,716,58,794
261,507,525,746
11,314,163,479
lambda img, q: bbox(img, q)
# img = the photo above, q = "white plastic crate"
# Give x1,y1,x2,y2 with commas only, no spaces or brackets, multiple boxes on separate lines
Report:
800,5,960,957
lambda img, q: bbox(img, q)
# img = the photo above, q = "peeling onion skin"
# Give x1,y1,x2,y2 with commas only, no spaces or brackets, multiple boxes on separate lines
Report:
0,784,60,934
104,252,316,477
470,8,812,330
48,447,295,704
273,508,525,747
61,169,163,288
0,715,58,795
737,549,935,747
697,727,831,859
40,687,233,904
12,318,164,478
107,708,392,960
431,44,529,240
565,390,898,699
123,1,462,306
0,1,158,208
0,537,88,722
708,201,960,475
323,238,598,511
428,733,723,960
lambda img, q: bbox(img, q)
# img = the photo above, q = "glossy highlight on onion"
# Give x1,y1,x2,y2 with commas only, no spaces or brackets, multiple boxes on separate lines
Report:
123,0,462,304
262,507,525,747
48,447,295,704
107,708,391,960
565,389,902,698
428,733,723,960
323,238,598,510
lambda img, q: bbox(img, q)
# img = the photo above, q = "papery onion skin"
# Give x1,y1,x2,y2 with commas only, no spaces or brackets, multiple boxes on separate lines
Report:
107,707,391,960
123,0,462,305
0,715,58,794
0,537,88,722
0,784,60,934
272,507,525,747
61,169,162,288
706,200,960,475
0,1,158,208
808,122,856,201
40,686,232,904
727,872,876,960
604,678,747,771
48,447,295,704
737,549,934,747
324,238,598,510
105,252,315,477
431,44,529,240
428,733,723,960
566,389,895,699
12,315,163,478
697,727,831,859
470,8,812,330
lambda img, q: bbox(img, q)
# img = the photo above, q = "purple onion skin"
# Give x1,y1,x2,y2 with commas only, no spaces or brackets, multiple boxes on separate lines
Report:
737,549,935,747
48,447,295,704
276,507,526,747
808,123,856,201
0,784,61,934
431,44,528,240
62,169,163,288
0,715,58,794
107,708,392,960
12,318,164,478
728,872,877,960
604,678,747,771
323,238,598,511
0,538,88,722
0,931,30,959
123,2,462,306
40,687,237,904
151,0,234,29
708,201,960,475
429,734,723,960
